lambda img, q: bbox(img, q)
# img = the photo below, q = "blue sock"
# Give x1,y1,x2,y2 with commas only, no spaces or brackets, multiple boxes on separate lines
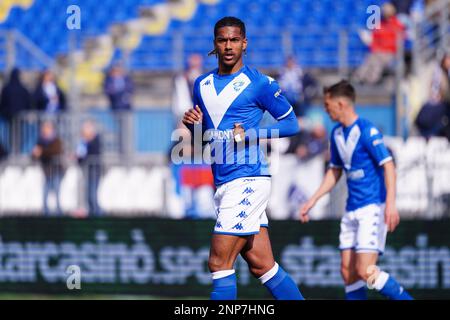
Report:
210,270,237,300
260,263,304,300
345,280,368,300
374,271,413,300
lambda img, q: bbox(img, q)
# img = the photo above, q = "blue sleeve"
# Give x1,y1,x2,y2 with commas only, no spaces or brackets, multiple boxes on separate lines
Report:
256,110,300,138
257,76,294,121
362,126,392,166
251,76,298,138
329,132,343,168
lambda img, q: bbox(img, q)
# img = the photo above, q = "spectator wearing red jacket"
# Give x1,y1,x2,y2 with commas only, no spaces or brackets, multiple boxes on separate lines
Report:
354,3,405,85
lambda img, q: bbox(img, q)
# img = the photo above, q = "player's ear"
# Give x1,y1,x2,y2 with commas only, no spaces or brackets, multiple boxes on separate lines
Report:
242,38,248,52
337,98,345,111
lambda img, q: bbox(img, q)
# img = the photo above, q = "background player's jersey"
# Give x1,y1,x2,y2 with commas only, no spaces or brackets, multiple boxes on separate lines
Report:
329,118,392,211
193,65,293,186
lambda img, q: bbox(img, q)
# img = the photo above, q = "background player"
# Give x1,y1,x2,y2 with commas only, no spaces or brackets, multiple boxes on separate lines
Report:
299,80,413,300
182,17,304,300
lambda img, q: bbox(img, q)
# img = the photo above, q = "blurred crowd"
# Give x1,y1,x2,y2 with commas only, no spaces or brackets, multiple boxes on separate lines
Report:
0,0,448,218
0,65,136,217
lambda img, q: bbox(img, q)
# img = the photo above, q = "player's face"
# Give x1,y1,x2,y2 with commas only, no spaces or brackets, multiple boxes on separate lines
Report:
214,26,247,69
324,94,341,121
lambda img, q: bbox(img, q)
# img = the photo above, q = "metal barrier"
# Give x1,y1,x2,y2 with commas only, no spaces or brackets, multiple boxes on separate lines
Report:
412,0,450,72
0,110,174,160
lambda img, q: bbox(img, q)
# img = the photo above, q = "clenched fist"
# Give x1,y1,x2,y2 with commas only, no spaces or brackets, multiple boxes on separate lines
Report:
182,105,203,126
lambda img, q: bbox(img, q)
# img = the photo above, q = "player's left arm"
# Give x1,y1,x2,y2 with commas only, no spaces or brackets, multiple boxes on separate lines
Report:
362,126,399,232
234,77,299,141
382,160,400,232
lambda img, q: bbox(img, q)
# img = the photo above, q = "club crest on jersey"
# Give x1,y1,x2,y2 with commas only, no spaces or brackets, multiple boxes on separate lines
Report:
233,81,245,92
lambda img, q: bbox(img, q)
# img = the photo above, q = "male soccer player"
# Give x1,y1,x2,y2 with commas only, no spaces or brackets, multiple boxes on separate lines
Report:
182,17,304,300
299,80,412,300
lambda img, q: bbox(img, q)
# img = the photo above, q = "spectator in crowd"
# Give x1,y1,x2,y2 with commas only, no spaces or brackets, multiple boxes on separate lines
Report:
32,120,64,216
353,2,405,85
415,52,450,139
391,0,415,15
0,142,7,161
33,70,66,113
172,53,204,122
0,68,31,123
285,121,328,162
278,56,318,118
103,64,134,155
76,120,103,216
103,64,134,111
0,68,32,154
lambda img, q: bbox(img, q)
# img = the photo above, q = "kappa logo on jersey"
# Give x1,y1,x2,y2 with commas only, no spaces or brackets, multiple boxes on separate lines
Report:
203,79,211,86
232,223,244,230
236,211,248,218
233,81,245,92
242,187,254,194
239,198,251,206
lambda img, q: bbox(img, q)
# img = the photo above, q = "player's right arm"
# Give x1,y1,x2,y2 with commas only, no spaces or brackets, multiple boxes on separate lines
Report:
299,167,342,223
300,129,343,222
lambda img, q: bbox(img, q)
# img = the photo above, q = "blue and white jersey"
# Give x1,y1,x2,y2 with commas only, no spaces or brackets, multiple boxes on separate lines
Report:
329,118,393,211
193,65,294,186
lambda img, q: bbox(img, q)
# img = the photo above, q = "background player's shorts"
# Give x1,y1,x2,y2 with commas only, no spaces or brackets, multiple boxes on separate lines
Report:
213,176,271,236
339,203,387,254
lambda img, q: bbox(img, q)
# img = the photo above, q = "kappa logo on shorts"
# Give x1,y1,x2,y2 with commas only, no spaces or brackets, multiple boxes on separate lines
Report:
215,221,223,229
242,187,254,194
232,223,244,230
239,198,251,206
236,211,248,218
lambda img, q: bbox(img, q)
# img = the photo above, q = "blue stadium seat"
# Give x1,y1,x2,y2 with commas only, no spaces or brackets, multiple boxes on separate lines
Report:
0,0,381,70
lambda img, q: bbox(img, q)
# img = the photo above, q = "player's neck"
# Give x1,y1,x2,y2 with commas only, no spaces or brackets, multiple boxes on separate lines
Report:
218,60,244,75
341,112,358,127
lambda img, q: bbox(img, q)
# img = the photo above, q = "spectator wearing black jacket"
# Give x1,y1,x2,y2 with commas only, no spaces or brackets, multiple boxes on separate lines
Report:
103,64,133,154
76,120,103,216
0,68,32,153
33,70,66,113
